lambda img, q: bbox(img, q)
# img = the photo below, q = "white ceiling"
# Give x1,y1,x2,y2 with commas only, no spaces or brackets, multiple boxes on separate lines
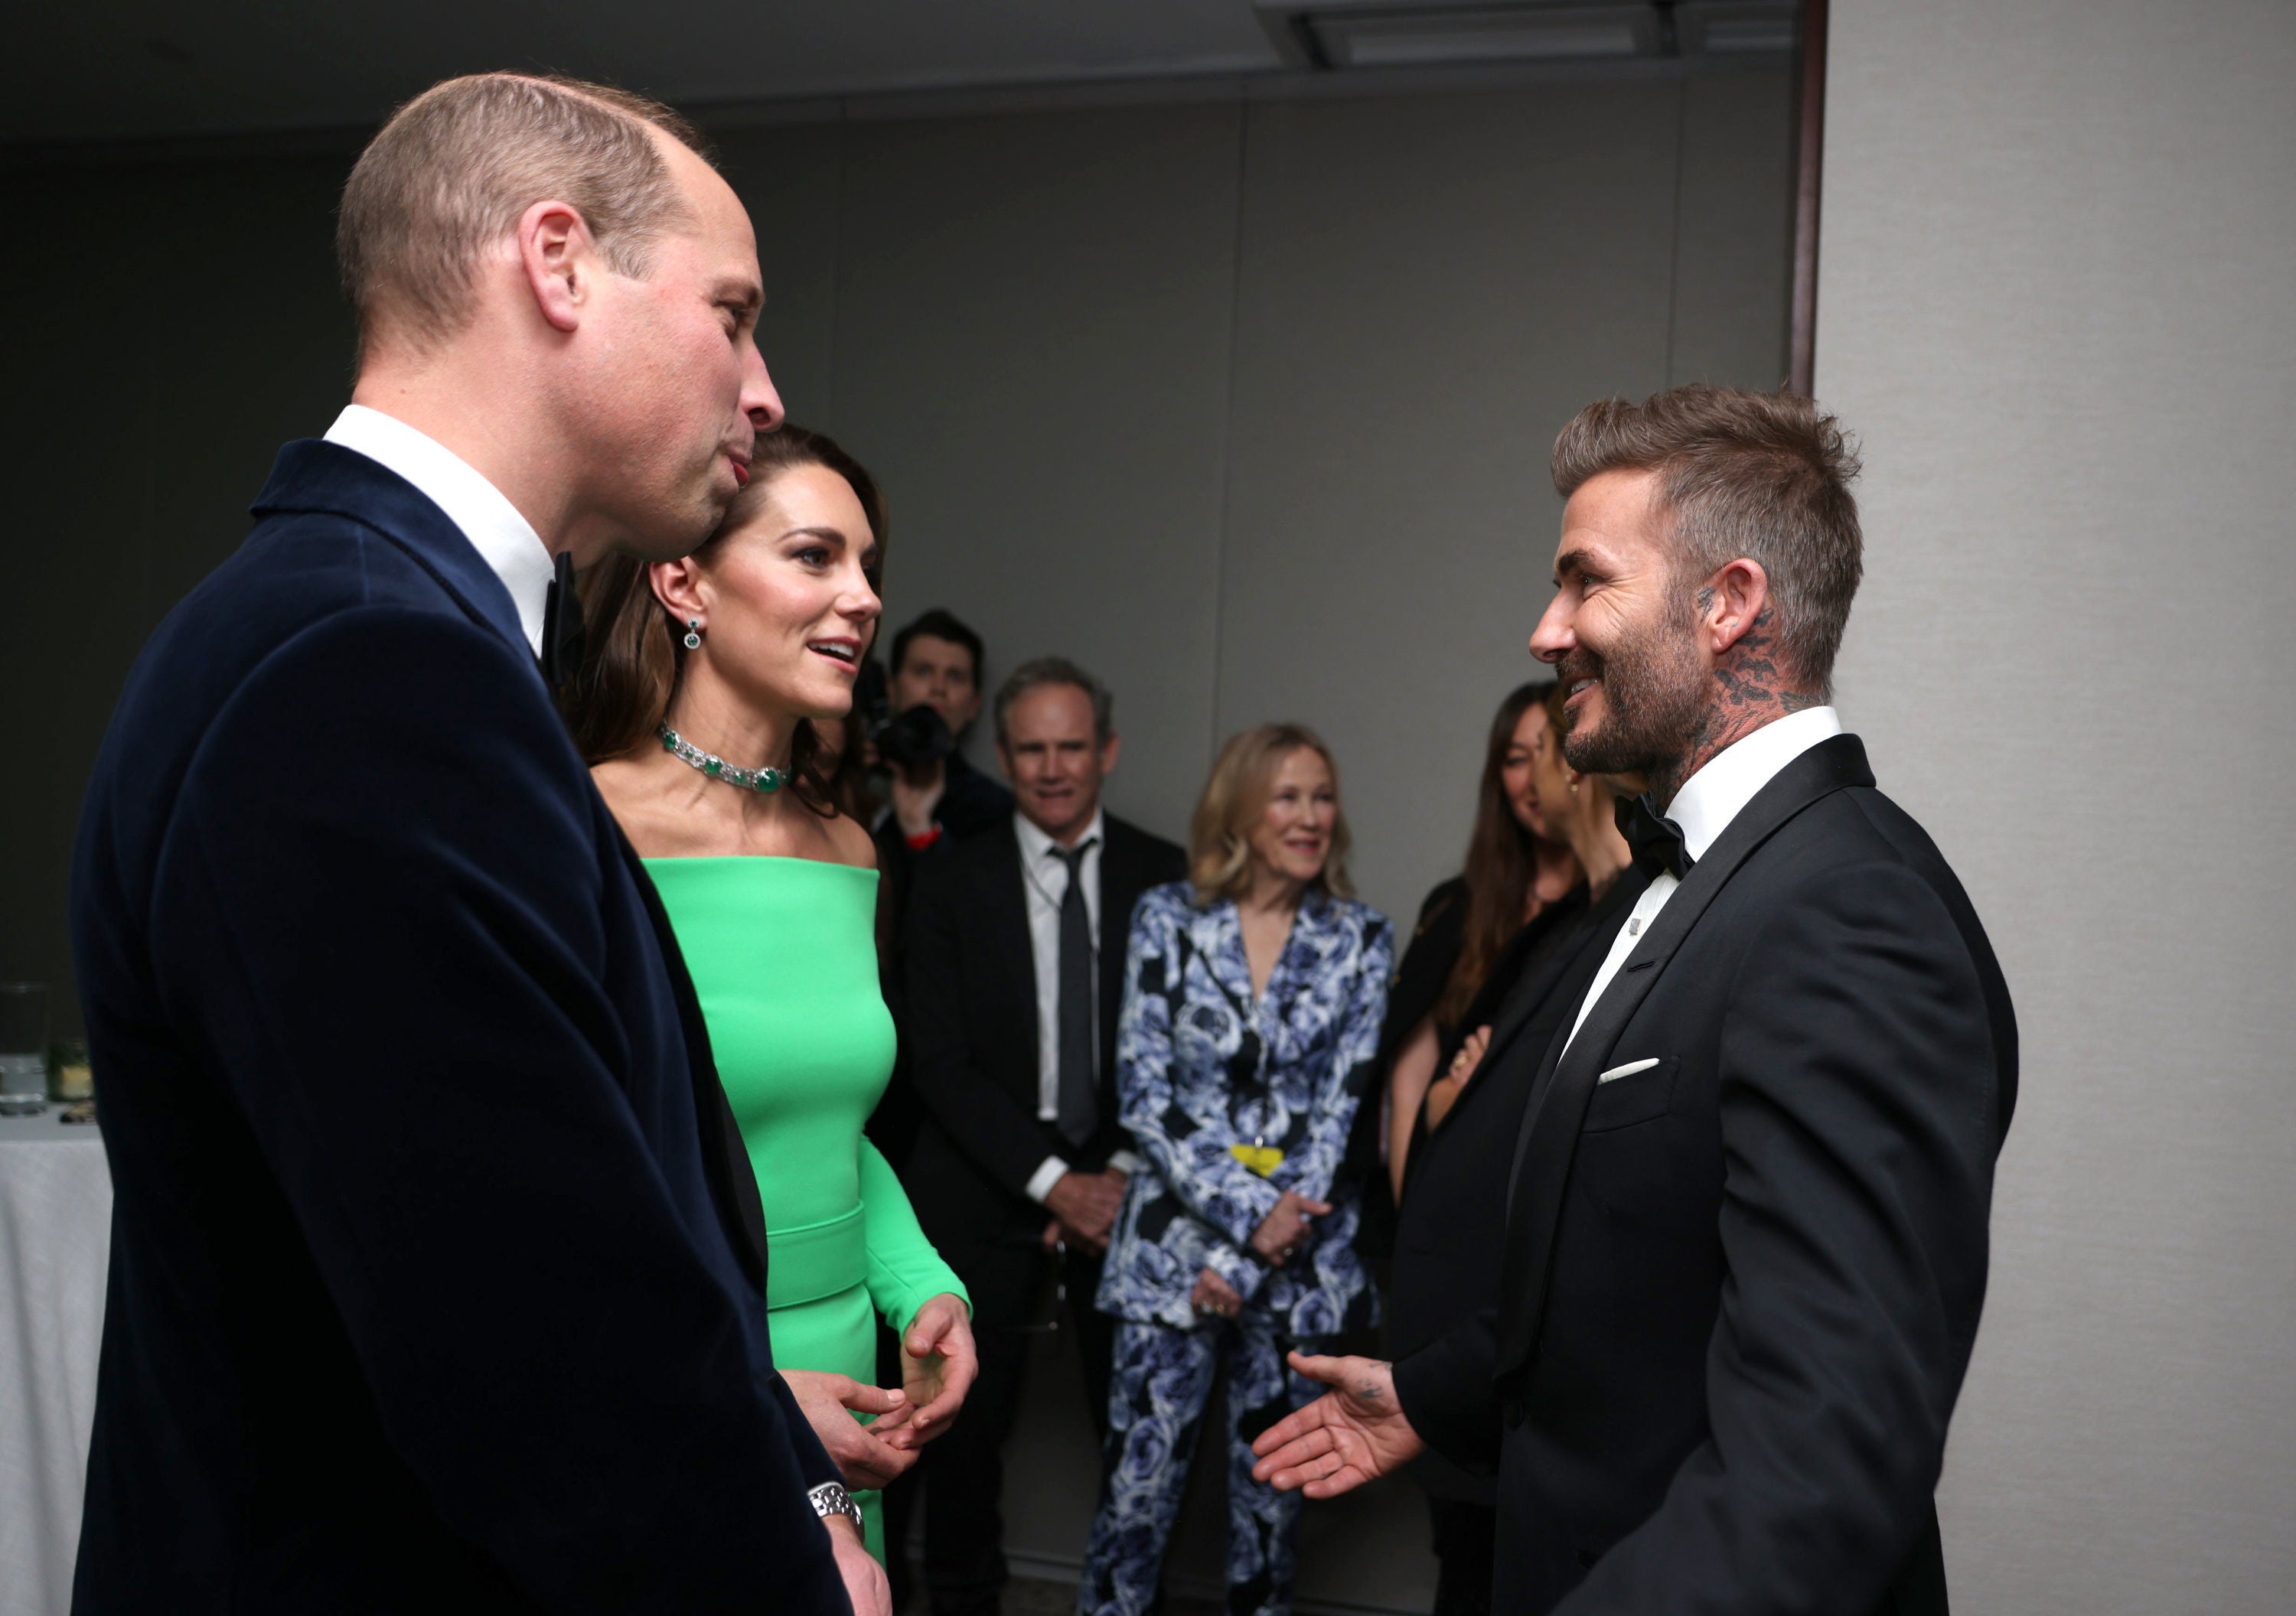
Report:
2,0,1289,145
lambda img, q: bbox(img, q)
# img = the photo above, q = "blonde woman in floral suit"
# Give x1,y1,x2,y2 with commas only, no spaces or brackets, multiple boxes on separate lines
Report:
1079,725,1392,1616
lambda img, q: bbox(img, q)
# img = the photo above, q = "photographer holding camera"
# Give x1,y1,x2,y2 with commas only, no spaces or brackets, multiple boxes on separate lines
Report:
867,610,1013,904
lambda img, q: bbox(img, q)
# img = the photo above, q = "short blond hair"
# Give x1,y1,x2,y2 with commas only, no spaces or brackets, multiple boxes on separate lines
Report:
1189,724,1354,906
338,73,714,359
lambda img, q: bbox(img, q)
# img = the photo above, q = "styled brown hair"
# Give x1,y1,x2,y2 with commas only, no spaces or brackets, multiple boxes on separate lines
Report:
338,73,715,359
1551,386,1864,695
1433,682,1568,1030
1188,724,1354,907
561,425,887,817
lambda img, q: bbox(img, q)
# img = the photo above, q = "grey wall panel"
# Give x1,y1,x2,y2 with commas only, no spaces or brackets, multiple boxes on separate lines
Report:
822,103,1245,846
1213,80,1684,933
0,153,355,1028
715,120,847,431
1668,66,1795,389
1817,2,2296,1608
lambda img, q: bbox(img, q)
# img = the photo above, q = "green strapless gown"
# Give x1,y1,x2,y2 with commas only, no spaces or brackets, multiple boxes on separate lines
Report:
647,855,967,1562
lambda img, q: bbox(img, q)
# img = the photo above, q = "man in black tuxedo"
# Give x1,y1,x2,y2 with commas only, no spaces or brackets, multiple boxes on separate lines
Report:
1254,386,2017,1615
902,657,1186,1616
69,74,879,1614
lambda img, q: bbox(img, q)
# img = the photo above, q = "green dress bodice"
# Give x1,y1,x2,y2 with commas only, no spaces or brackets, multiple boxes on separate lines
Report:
646,855,965,1557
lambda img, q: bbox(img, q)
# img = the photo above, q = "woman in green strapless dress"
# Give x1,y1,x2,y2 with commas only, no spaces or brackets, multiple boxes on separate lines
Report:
569,425,975,1571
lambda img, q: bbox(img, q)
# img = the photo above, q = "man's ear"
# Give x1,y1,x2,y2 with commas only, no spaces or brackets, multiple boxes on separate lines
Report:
1703,558,1771,659
650,557,707,622
517,198,595,334
1099,733,1122,775
994,741,1015,784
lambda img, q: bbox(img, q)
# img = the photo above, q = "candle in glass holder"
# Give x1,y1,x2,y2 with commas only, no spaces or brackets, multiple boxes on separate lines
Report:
51,1038,93,1102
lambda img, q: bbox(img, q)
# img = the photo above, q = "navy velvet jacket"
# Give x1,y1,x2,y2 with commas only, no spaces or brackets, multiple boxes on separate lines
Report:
68,441,846,1613
1095,883,1392,1337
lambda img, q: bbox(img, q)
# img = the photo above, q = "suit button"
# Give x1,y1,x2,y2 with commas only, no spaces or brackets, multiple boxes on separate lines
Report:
1502,1393,1527,1429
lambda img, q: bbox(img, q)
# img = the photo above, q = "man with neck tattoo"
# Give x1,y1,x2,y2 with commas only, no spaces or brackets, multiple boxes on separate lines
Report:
1252,387,2016,1616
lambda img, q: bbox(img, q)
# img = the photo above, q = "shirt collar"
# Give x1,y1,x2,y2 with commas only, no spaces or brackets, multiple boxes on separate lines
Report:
1015,806,1106,867
323,405,554,655
1665,705,1844,859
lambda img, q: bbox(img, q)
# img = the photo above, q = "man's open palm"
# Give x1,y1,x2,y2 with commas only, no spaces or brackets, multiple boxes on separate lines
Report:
1250,1352,1427,1498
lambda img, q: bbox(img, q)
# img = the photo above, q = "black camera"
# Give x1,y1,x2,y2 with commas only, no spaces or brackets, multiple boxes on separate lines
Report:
853,657,955,769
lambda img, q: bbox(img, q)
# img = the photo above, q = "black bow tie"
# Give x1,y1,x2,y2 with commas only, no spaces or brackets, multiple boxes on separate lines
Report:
540,550,585,691
1616,791,1695,881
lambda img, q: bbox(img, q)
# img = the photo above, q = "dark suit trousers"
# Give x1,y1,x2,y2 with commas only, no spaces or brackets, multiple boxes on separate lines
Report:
920,1230,1114,1616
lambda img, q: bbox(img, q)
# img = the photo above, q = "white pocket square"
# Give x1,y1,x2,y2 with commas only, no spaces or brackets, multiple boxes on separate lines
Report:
1597,1057,1661,1084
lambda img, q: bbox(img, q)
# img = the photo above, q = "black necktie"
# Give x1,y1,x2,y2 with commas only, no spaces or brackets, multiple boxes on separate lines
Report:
1616,791,1695,881
540,550,585,691
1054,839,1101,1148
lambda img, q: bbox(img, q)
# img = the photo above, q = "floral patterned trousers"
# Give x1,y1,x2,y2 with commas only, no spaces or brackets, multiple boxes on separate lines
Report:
1078,1314,1332,1616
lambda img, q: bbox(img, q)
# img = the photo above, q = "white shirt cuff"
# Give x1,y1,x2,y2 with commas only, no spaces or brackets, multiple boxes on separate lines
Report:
1025,1156,1072,1205
1107,1149,1143,1177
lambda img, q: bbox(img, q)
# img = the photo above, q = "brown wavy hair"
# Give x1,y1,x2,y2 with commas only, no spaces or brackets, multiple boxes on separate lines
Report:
559,424,886,817
1433,680,1567,1030
1188,723,1354,907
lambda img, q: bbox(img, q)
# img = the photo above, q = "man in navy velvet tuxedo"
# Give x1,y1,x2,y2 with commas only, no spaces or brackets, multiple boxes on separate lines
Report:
70,74,880,1613
1252,389,2016,1614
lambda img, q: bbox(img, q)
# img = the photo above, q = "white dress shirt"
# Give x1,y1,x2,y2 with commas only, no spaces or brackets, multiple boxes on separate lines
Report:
324,404,555,656
1013,808,1141,1204
1561,706,1844,1058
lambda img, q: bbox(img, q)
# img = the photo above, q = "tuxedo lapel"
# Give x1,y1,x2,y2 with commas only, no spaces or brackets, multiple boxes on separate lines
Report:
981,826,1040,1091
1494,734,1876,1375
1097,823,1141,1044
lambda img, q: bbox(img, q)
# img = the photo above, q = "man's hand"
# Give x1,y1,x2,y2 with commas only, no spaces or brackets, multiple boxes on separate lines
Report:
1191,1266,1243,1321
889,760,948,838
1045,1168,1127,1252
824,1512,892,1616
895,1292,978,1445
1249,1188,1332,1266
782,1370,918,1491
1249,1352,1426,1499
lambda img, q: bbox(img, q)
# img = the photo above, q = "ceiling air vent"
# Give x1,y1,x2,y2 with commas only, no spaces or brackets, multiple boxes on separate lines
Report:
1255,1,1799,71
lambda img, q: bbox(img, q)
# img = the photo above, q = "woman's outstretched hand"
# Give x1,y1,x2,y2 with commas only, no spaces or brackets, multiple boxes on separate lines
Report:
782,1370,918,1490
1249,1351,1427,1499
1250,1188,1332,1266
897,1292,978,1443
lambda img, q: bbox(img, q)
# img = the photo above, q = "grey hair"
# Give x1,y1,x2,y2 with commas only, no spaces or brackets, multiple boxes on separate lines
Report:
993,656,1114,745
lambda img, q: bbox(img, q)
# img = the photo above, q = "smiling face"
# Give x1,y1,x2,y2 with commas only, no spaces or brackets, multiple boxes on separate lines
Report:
1501,701,1556,840
1246,747,1338,890
999,682,1118,846
1529,468,1710,778
661,461,881,722
576,134,785,562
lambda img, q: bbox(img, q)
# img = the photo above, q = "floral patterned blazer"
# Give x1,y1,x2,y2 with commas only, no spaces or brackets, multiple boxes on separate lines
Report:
1095,881,1394,1337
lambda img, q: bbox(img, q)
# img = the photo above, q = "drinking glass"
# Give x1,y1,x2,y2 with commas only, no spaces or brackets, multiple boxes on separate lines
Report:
0,983,48,1116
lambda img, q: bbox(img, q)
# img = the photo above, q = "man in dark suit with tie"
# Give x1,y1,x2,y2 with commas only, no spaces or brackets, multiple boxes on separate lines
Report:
69,73,877,1614
900,656,1186,1616
1254,386,2017,1616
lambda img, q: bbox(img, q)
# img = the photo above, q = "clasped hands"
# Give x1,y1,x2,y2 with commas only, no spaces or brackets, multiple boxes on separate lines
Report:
781,1291,976,1491
1189,1188,1332,1323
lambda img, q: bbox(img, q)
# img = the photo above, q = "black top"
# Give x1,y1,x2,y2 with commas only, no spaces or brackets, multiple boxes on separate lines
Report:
67,441,845,1613
867,750,1014,1161
1385,876,1630,1504
1393,736,2017,1615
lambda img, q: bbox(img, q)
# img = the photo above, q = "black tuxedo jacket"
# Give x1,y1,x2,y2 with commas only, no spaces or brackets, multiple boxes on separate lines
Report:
1386,875,1638,1504
68,441,844,1613
900,814,1186,1249
1394,736,2017,1616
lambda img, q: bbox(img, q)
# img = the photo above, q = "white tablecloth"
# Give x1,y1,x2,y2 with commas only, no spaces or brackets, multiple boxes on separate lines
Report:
0,1110,110,1616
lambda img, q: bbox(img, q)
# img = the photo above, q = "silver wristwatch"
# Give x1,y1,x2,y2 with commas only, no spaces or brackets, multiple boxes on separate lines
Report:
807,1481,865,1535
